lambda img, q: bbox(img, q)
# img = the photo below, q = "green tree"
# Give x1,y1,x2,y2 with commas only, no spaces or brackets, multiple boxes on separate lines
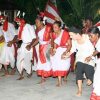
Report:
57,0,100,27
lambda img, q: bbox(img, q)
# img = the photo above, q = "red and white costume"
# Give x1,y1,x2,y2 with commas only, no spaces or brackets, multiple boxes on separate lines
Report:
0,18,16,68
50,30,70,77
37,25,52,77
90,39,100,100
16,18,36,74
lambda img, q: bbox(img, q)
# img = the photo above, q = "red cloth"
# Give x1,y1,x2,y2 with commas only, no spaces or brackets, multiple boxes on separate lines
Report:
15,17,26,40
90,92,100,100
39,26,51,63
39,45,46,64
18,20,25,40
3,20,8,31
52,30,70,48
37,70,52,77
53,70,69,77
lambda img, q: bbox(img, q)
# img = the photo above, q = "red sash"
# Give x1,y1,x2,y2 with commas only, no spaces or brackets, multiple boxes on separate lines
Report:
18,20,25,40
39,26,51,63
39,45,46,63
43,26,51,41
60,30,70,46
3,21,8,32
53,30,70,48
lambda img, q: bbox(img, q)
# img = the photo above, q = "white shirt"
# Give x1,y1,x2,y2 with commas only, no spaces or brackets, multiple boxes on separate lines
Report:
1,22,17,43
0,28,3,36
71,34,95,66
18,24,36,43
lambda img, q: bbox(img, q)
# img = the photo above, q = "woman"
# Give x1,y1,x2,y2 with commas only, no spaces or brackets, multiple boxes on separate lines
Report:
50,21,71,87
85,27,100,100
64,27,95,96
33,14,52,83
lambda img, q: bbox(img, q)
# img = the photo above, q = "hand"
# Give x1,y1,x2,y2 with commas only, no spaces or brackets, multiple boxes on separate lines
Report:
85,56,92,62
61,52,70,60
50,48,56,56
7,41,12,47
26,44,31,51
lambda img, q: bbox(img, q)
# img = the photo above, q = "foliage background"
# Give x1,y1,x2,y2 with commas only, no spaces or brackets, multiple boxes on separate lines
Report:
0,0,100,27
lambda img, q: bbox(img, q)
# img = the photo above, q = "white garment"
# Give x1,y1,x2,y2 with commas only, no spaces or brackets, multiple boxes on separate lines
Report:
0,27,3,36
0,43,15,68
0,28,4,69
71,34,95,66
18,24,36,43
32,44,39,71
51,47,70,71
36,26,51,72
17,24,36,74
17,43,33,74
1,23,17,43
51,30,70,73
93,39,100,96
0,22,16,67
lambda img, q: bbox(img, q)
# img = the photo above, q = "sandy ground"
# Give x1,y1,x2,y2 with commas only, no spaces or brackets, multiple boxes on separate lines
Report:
0,71,92,100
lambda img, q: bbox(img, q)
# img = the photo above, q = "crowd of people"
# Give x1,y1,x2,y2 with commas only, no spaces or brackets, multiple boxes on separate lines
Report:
0,11,100,99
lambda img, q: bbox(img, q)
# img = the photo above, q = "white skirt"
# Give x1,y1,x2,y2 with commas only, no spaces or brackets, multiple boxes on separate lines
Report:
50,47,70,76
93,59,100,96
0,43,15,68
37,44,52,77
17,43,33,74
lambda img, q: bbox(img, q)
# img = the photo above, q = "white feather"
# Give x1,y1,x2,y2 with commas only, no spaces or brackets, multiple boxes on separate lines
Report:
17,11,20,17
4,11,6,16
0,11,1,15
23,12,25,17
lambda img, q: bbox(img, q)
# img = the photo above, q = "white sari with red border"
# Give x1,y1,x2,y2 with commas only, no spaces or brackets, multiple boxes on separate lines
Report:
90,39,100,100
50,30,70,77
37,25,52,77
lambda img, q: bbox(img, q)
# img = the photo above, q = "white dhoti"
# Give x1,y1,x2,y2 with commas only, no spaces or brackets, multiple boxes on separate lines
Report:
50,47,70,77
32,44,39,71
17,43,33,74
0,42,5,69
0,43,15,68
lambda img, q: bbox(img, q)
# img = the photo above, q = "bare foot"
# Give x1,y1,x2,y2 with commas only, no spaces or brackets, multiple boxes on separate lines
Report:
76,91,82,97
56,83,62,87
17,76,24,80
37,79,46,84
10,69,16,75
63,79,67,83
2,72,10,77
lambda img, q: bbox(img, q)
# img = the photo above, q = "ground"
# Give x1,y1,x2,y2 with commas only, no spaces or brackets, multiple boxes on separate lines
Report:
0,71,92,100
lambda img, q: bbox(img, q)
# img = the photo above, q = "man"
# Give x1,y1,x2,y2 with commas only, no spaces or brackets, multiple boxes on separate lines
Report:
15,13,36,80
0,14,17,76
0,27,5,71
82,17,93,34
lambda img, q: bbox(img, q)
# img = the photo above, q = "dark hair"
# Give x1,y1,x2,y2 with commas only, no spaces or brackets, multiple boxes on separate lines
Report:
36,15,43,21
85,16,93,22
53,21,61,27
69,27,83,35
88,26,100,36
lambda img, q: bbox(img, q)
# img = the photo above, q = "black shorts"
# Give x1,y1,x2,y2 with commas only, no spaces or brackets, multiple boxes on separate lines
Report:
76,62,94,82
